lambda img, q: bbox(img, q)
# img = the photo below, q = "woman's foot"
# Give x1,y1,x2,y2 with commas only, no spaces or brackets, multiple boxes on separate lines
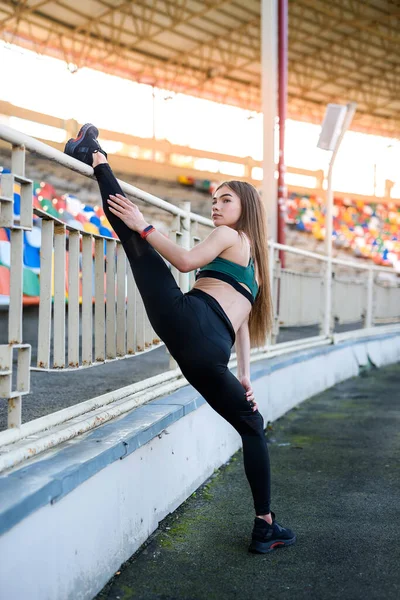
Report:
64,123,107,166
248,511,297,554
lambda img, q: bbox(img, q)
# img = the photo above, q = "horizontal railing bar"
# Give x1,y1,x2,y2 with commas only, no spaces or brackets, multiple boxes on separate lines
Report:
0,375,187,472
249,338,331,363
333,323,400,344
260,335,328,352
269,241,329,261
29,341,165,372
1,125,213,227
12,175,32,184
270,241,397,274
280,269,321,278
33,208,117,240
331,257,396,272
0,369,182,447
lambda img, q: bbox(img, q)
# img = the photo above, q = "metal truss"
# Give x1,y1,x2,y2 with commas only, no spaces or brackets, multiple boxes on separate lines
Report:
0,0,399,137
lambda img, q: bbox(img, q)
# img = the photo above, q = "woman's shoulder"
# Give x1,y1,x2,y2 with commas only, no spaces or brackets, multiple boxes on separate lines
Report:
210,226,239,253
216,225,239,238
238,230,253,253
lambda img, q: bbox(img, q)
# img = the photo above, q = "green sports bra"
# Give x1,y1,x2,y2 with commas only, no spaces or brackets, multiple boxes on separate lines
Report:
195,255,259,305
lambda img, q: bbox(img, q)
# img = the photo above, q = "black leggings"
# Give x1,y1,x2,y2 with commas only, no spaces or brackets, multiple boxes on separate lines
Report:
94,163,271,515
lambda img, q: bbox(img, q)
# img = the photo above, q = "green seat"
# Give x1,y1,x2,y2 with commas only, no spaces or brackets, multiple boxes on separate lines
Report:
40,199,60,219
23,267,40,296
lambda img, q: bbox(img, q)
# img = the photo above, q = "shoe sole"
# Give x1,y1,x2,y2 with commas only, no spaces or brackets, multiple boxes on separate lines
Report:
248,535,296,554
64,123,99,156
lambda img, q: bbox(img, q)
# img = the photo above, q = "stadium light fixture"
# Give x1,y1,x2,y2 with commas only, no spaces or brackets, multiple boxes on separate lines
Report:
317,102,357,336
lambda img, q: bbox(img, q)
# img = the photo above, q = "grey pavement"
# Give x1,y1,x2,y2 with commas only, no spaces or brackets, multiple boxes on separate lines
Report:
95,361,400,600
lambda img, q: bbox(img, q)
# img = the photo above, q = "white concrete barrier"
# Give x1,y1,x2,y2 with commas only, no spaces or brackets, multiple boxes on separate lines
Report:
0,332,400,600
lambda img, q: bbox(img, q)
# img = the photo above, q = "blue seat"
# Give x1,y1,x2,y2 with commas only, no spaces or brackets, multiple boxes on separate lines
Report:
23,244,41,273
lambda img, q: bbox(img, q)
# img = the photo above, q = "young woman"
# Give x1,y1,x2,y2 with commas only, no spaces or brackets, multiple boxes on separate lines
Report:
65,124,296,554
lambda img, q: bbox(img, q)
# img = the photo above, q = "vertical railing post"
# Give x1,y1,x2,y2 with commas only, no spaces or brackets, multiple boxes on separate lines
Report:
365,267,374,329
323,246,333,338
168,215,181,285
53,223,66,368
271,249,281,346
81,234,94,365
68,230,80,368
37,218,54,368
266,240,275,347
0,144,32,428
179,202,191,293
189,220,201,289
168,214,181,370
10,145,30,427
116,242,127,357
105,239,117,359
9,228,23,346
126,269,136,355
265,241,281,347
135,288,146,352
94,238,105,362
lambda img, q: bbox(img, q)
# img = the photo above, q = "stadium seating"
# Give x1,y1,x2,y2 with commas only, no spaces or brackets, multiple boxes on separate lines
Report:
0,168,399,307
285,193,400,270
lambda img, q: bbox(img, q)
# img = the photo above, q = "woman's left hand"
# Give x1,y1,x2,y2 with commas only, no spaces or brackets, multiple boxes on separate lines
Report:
107,194,148,233
239,376,258,412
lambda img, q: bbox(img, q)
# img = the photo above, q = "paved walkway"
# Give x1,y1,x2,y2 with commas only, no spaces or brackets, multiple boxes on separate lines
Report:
96,362,400,600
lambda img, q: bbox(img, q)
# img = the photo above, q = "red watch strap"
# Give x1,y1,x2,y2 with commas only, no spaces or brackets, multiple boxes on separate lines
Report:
140,225,155,239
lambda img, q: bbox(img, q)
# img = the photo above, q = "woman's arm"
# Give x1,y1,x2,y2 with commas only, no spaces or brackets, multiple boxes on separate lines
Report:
235,317,251,380
235,318,257,410
107,194,237,272
145,224,238,272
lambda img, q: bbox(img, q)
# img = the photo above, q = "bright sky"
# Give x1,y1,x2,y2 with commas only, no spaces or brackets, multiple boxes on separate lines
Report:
0,41,399,198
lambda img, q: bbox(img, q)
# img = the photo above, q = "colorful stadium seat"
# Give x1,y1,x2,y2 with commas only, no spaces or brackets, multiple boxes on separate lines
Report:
23,244,41,273
25,226,42,248
0,241,10,267
83,222,99,234
89,215,101,228
0,265,10,300
23,267,40,297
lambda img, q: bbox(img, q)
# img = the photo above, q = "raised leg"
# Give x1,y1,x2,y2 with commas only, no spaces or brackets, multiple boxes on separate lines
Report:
93,161,183,338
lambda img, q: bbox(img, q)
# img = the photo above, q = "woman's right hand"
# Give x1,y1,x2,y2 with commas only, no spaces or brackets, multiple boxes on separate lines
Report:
107,194,149,232
239,375,258,412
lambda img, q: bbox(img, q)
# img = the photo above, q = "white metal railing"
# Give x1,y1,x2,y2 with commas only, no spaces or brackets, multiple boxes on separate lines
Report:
278,269,323,327
332,275,366,325
0,125,214,430
374,281,400,323
0,124,400,469
270,242,400,337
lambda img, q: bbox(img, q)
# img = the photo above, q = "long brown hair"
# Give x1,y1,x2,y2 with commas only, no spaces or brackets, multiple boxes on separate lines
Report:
214,180,273,348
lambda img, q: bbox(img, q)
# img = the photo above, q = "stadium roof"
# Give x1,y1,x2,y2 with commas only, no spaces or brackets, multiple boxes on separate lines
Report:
1,0,400,138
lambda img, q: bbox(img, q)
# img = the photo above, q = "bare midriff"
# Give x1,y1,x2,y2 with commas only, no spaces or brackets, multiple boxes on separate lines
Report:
192,277,252,333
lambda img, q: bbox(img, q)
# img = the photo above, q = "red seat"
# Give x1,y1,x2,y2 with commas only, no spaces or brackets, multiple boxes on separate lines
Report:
0,265,10,296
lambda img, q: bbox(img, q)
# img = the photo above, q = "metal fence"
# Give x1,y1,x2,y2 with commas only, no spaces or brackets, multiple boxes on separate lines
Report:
0,124,399,470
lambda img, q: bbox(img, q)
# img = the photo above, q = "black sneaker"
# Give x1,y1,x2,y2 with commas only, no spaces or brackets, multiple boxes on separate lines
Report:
248,511,296,554
64,123,107,166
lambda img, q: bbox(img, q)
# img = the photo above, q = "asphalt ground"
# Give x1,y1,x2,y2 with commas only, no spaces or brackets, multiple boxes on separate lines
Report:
0,306,365,430
95,361,400,600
